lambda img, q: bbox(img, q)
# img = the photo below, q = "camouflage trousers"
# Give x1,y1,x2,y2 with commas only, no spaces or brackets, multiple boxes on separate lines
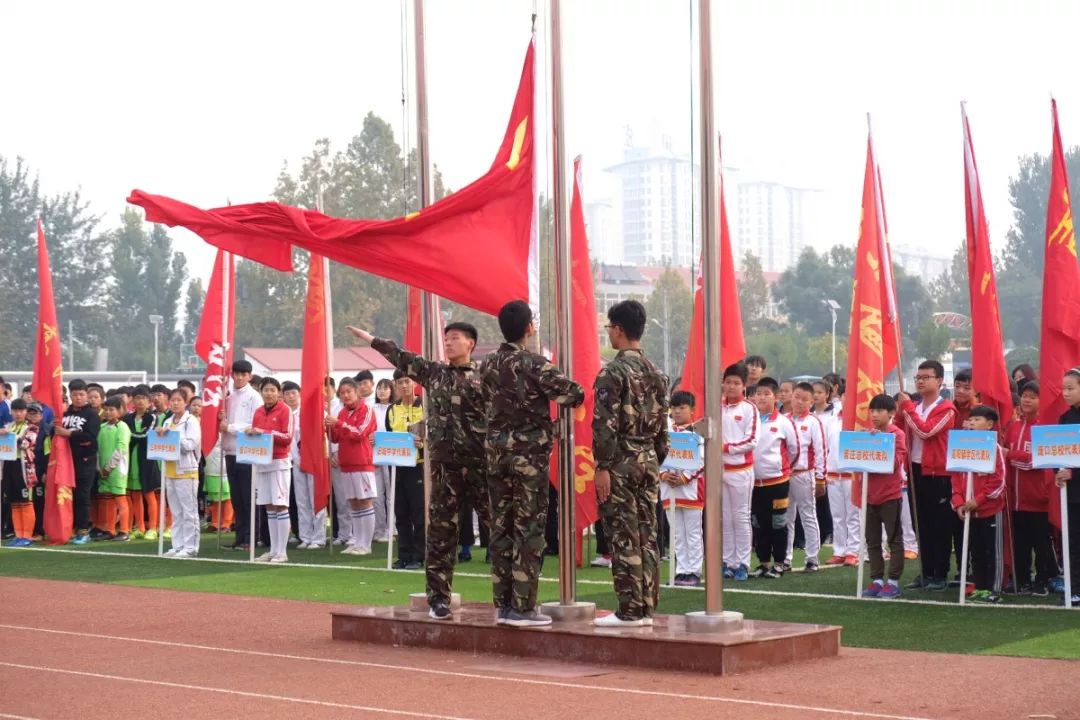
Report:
426,462,490,606
487,451,550,612
598,456,661,620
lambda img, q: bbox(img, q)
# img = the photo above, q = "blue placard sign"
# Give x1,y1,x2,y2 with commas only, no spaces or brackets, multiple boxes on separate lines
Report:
146,430,181,461
373,431,418,468
662,431,703,472
236,432,273,466
837,431,895,474
0,431,16,461
945,430,998,474
1030,424,1080,469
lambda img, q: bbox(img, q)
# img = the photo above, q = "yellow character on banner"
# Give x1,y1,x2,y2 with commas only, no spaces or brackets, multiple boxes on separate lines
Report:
858,304,883,360
574,445,594,495
1048,193,1076,257
981,271,991,296
42,323,57,354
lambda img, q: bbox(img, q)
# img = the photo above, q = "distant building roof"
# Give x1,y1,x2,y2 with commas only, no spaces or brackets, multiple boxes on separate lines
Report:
244,347,394,374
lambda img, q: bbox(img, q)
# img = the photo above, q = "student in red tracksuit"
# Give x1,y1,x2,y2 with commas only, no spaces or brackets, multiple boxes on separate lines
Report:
327,378,378,555
861,394,908,599
1003,382,1055,596
249,378,295,563
952,405,1007,603
949,369,976,576
898,360,957,591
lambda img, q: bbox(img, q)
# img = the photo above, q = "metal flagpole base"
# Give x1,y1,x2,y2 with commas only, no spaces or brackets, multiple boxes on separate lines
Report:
409,592,461,612
540,601,596,623
684,610,744,633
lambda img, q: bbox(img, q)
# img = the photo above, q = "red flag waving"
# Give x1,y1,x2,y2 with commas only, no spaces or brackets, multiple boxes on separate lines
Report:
34,219,74,544
195,249,236,458
300,253,331,513
845,135,900,433
961,107,1012,422
681,169,746,420
1040,100,1080,529
129,41,536,317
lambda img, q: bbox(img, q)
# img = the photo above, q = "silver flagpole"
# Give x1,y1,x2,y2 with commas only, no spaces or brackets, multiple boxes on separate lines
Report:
686,0,742,632
541,0,594,624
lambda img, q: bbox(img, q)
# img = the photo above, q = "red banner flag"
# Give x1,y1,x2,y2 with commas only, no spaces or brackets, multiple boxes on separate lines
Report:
195,249,235,458
961,107,1013,423
681,171,746,421
33,219,74,544
128,40,536,317
1040,100,1080,529
844,135,900,433
300,254,331,513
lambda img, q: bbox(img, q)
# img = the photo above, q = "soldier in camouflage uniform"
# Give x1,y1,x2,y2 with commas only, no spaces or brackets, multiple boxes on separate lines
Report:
348,323,488,621
480,300,584,628
592,300,670,627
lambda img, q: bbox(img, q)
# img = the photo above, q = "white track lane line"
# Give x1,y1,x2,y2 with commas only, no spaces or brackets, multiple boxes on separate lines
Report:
14,546,1068,612
0,623,934,720
0,713,41,720
0,661,478,720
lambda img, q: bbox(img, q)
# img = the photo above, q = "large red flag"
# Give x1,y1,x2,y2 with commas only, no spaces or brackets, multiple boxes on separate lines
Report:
194,249,235,458
33,219,74,544
1040,99,1080,529
845,135,900,434
300,253,331,513
128,41,536,317
681,169,746,421
961,107,1012,422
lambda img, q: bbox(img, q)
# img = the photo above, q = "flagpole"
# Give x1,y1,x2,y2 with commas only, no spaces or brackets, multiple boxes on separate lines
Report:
323,254,335,556
217,251,230,552
686,0,741,632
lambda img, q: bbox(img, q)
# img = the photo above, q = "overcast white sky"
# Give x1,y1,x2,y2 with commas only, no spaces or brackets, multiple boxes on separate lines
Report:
4,0,1080,289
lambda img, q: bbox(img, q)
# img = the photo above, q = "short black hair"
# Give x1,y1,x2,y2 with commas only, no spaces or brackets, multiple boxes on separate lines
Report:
177,379,197,393
445,322,479,343
232,360,253,374
1020,380,1040,396
1011,391,1022,408
497,300,532,343
104,396,124,411
723,362,748,384
779,379,795,389
250,375,263,387
10,398,27,411
86,382,105,392
822,372,841,388
970,404,999,425
954,369,973,385
150,384,170,396
868,394,896,412
168,387,187,400
743,355,766,370
117,385,132,396
671,390,695,408
393,369,410,381
354,370,374,383
607,300,647,341
339,377,358,391
282,381,300,393
918,360,945,379
794,381,815,395
755,376,779,393
69,379,88,392
260,377,282,391
132,384,151,398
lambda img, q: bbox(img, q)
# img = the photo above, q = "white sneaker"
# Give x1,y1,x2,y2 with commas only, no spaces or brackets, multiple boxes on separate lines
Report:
373,535,389,543
594,613,643,628
288,537,300,545
354,546,372,556
254,551,274,562
163,548,179,557
641,617,654,627
177,549,198,558
297,542,311,550
269,555,289,564
341,546,360,555
590,556,612,568
332,538,347,546
307,544,325,550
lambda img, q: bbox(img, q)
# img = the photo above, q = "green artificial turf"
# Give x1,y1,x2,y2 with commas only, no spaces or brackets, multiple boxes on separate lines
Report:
2,535,1078,659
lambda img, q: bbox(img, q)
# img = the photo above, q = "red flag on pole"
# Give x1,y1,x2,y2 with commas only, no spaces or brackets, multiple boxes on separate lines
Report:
195,249,235,458
300,253,331,513
681,166,745,421
128,40,536,317
34,219,74,544
1040,99,1080,529
961,106,1013,422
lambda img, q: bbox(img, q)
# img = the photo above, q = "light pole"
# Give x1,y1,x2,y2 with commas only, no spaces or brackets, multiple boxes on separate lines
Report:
149,314,163,382
650,318,670,376
822,299,840,373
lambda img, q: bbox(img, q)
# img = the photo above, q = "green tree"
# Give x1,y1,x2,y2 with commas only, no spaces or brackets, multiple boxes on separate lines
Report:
772,245,855,336
915,320,951,361
738,251,774,334
745,331,801,380
929,241,970,317
643,267,693,378
804,333,847,377
182,278,204,345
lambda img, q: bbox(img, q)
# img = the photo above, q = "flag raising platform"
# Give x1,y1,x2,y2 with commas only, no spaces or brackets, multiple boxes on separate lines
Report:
330,604,840,676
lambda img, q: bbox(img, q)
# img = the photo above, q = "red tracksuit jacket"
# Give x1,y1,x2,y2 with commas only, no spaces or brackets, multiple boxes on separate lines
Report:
330,403,376,472
899,396,956,476
950,446,1006,519
1003,416,1052,513
251,401,294,460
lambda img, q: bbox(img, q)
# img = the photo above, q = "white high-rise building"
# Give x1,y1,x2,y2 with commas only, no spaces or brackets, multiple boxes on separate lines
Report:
584,199,620,264
726,170,822,274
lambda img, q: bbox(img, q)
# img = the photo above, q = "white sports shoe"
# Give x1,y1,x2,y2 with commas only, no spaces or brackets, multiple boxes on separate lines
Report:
332,538,347,546
269,555,289,564
297,542,311,550
254,551,274,562
594,613,643,628
163,548,179,557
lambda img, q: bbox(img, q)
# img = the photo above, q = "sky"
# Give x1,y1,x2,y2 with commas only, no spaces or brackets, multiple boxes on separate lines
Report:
4,0,1080,291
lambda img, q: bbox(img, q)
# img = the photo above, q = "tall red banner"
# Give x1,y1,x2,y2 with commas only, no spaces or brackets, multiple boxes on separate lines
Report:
1040,100,1080,529
129,40,536,317
300,253,331,513
34,219,74,544
961,108,1012,423
681,173,746,421
195,249,236,458
844,136,900,433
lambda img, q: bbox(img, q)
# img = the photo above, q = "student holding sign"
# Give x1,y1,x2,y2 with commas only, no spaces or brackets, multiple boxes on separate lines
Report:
751,378,799,578
662,391,705,587
159,389,202,558
250,378,295,563
950,406,1007,603
861,395,908,599
1054,369,1080,607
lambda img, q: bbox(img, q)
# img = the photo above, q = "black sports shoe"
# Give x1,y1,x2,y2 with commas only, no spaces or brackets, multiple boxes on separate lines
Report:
429,602,451,620
111,533,130,542
404,561,422,570
392,559,407,569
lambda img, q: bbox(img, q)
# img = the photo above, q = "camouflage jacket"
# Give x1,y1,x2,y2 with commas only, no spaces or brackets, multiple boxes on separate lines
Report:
371,337,485,466
479,342,585,457
592,348,670,470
